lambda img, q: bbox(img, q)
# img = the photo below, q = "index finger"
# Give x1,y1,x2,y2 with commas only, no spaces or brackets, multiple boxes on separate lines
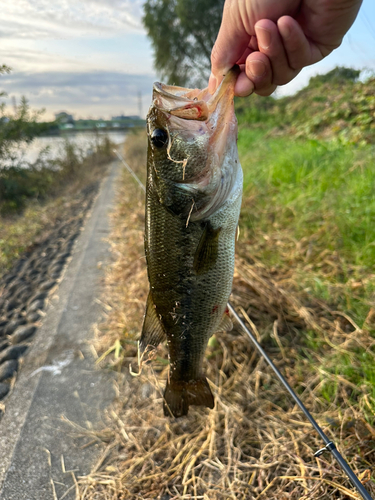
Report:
209,0,253,92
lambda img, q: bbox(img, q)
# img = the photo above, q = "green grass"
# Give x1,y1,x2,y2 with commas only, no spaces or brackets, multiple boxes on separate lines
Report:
237,128,375,417
239,128,375,269
235,69,375,144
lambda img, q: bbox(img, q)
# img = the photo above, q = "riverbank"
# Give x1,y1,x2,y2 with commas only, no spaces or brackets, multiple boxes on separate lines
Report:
75,130,374,499
8,130,126,165
0,138,122,419
0,134,120,274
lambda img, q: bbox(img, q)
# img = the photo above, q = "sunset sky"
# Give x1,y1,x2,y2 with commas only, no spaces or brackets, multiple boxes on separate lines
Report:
0,0,374,121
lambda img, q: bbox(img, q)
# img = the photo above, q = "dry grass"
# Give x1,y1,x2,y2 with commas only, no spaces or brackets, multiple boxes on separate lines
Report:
77,131,375,500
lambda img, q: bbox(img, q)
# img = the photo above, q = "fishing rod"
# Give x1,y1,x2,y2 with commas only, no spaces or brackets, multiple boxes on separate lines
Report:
116,150,373,500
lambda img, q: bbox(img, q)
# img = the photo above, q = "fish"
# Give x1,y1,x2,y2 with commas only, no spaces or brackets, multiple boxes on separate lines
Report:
139,66,243,418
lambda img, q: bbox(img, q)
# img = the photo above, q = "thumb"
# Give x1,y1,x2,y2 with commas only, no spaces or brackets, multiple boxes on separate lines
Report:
209,2,252,92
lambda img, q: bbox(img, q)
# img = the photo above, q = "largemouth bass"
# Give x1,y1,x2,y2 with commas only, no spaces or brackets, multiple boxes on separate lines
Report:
140,67,242,418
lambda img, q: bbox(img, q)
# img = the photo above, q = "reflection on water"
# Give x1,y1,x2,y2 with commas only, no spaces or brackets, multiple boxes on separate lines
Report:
7,131,126,166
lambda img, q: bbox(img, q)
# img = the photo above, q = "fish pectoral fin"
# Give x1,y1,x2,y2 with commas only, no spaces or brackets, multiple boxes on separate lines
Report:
193,223,221,275
217,310,233,332
163,377,214,418
139,292,167,353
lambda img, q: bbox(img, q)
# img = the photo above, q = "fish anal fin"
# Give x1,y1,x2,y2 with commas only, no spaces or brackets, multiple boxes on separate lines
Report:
217,311,233,332
139,292,166,353
163,377,214,418
193,223,221,275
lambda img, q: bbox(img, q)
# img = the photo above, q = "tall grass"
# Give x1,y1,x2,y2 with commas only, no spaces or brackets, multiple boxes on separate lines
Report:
239,129,375,269
238,128,375,417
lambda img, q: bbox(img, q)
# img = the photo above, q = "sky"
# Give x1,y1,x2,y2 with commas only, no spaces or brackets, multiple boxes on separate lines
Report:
0,0,374,121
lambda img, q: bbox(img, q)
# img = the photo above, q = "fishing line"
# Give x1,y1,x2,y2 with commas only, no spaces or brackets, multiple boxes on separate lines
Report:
113,149,146,192
119,152,373,500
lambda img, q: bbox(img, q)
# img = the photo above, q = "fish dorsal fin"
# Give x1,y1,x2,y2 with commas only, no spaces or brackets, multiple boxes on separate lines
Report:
139,292,167,353
193,223,221,275
217,309,233,332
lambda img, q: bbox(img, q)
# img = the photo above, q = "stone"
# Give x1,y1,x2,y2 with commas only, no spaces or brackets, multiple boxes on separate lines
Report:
2,274,17,285
0,339,9,352
25,269,40,279
0,359,18,381
26,312,41,323
7,279,25,294
49,264,63,275
6,309,16,319
0,382,10,400
39,280,56,292
26,300,45,314
5,299,19,312
0,344,28,364
3,318,27,336
57,251,71,260
13,285,31,300
11,326,37,344
27,292,48,307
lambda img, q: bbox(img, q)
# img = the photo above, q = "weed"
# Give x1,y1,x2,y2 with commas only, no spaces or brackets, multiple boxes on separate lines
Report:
75,130,375,499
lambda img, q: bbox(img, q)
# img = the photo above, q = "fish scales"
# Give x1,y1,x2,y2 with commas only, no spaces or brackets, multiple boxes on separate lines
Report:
140,67,243,418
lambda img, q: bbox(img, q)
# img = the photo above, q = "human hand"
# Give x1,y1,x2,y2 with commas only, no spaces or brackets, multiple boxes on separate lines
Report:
209,0,363,97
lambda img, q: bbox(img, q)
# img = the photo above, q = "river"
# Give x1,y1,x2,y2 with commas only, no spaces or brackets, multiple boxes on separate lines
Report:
8,131,127,167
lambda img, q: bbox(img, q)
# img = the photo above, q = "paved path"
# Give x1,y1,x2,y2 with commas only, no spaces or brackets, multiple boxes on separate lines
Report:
0,160,121,499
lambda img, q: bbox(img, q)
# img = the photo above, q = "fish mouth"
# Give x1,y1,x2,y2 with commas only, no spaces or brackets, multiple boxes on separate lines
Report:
150,67,241,220
152,66,240,123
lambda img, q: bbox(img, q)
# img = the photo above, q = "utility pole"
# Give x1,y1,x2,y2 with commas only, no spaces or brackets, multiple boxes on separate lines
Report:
137,91,143,119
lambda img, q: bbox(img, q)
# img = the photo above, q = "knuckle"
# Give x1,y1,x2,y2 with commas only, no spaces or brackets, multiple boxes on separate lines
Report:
210,46,218,65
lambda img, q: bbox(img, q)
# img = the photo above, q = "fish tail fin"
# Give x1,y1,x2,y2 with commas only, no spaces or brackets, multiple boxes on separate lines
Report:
163,377,214,418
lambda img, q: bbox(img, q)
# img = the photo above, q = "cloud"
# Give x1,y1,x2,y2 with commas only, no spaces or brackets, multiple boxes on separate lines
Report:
1,0,145,39
0,70,156,119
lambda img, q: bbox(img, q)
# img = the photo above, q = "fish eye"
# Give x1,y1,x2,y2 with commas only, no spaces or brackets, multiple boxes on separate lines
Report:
151,128,168,148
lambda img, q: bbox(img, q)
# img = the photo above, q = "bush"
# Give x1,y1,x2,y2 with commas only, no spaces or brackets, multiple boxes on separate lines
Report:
235,66,374,144
0,136,116,214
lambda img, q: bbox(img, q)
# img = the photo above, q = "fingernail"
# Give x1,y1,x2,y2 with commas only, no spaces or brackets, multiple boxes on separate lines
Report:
208,72,217,94
255,26,272,50
279,22,291,40
248,59,266,78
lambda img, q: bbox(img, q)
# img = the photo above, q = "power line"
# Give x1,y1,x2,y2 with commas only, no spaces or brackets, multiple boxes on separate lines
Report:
360,9,375,44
